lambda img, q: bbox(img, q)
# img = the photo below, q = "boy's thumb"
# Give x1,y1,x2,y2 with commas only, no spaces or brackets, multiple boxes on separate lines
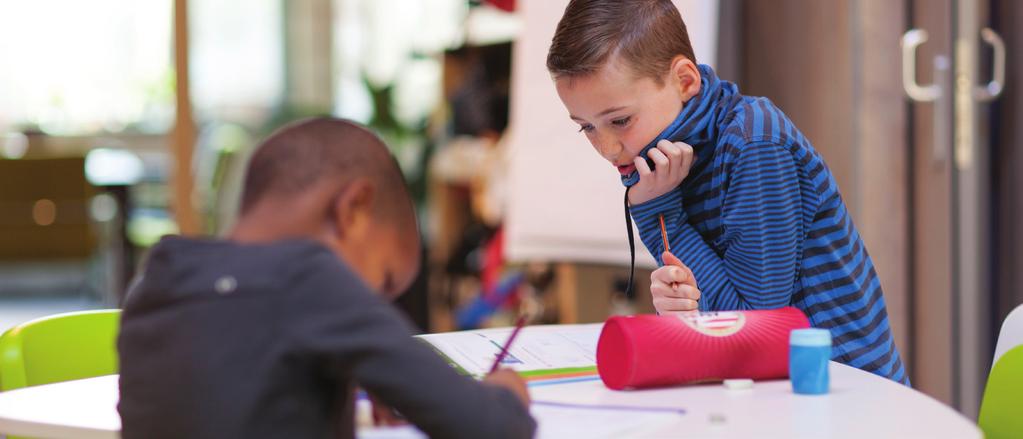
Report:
662,251,683,267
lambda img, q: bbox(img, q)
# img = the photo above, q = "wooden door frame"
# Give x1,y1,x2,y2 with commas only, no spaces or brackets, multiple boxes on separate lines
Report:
908,0,956,407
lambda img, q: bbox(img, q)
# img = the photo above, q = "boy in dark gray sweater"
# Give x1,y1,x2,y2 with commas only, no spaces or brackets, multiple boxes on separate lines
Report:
117,118,535,439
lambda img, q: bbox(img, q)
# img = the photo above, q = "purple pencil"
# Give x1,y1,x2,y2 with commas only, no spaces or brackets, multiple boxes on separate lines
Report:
489,315,528,373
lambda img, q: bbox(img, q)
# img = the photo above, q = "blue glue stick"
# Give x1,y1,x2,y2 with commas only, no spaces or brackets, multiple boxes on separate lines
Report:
789,328,831,395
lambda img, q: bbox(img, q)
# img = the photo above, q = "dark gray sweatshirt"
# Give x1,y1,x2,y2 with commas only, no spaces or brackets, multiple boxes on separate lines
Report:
117,236,536,439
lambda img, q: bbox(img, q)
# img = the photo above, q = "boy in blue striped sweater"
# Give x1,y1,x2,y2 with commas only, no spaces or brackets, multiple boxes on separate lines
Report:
546,0,907,384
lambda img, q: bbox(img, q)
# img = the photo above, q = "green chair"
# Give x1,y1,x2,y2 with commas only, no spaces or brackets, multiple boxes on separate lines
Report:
0,309,120,391
978,304,1023,439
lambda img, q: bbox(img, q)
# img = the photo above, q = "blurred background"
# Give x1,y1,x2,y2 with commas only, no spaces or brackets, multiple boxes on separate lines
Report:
0,0,1020,420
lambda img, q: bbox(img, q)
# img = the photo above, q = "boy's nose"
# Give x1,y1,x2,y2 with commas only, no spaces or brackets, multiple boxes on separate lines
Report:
595,134,624,162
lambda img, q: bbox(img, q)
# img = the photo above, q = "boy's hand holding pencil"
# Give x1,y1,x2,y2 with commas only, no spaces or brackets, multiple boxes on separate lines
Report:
483,369,531,407
651,251,700,314
651,214,700,315
483,315,531,406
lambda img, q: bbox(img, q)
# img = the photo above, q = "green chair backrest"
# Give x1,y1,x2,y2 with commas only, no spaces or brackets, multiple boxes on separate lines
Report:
979,344,1023,439
0,309,120,391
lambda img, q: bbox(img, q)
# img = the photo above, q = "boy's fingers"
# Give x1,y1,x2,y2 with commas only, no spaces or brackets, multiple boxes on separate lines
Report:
660,309,701,317
652,283,699,300
670,267,688,284
674,284,701,301
646,148,670,174
651,265,685,284
484,368,531,406
654,297,700,312
651,282,674,298
373,406,404,426
633,155,653,177
678,142,695,173
661,252,697,287
658,140,683,180
658,139,682,160
370,398,406,427
652,266,688,285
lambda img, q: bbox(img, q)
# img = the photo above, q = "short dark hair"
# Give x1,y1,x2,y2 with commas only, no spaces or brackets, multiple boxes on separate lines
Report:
546,0,697,83
240,117,415,231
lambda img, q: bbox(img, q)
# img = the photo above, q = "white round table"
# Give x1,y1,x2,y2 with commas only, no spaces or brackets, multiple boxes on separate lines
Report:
0,363,981,439
0,375,119,439
529,362,981,438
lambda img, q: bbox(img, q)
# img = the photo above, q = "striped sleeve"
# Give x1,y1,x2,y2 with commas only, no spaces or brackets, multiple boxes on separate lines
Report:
630,142,804,310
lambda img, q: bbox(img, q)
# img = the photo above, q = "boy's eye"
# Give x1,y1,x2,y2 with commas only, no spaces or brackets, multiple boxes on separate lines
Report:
611,116,631,127
577,124,595,133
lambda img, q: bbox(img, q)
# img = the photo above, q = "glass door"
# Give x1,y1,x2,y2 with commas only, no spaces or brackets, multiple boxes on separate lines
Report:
904,0,1006,418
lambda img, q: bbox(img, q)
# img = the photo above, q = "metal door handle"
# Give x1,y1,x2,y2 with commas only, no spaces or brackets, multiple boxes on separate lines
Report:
902,29,942,102
975,27,1005,102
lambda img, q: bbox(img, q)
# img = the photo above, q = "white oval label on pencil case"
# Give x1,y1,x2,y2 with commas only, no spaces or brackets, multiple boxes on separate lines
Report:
675,311,746,337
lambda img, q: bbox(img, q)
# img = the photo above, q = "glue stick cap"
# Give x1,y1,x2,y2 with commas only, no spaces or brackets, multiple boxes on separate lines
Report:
790,328,832,347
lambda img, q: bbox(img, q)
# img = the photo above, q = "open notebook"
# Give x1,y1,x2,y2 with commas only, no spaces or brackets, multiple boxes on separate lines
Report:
414,323,603,382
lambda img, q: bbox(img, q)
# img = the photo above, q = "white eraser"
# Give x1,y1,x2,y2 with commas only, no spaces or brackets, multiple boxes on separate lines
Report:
723,379,754,390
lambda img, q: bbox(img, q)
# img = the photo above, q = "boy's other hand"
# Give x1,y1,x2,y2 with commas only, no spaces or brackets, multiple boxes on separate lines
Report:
651,251,700,315
369,394,408,427
483,368,531,407
628,140,695,205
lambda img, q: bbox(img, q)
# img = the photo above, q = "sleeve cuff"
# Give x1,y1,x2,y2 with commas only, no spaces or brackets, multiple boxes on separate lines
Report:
629,187,683,229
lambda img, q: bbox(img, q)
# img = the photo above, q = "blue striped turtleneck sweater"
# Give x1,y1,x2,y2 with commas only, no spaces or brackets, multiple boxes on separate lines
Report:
625,65,908,384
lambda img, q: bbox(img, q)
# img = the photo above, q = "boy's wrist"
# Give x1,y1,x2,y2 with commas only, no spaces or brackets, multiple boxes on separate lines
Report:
628,187,668,205
629,188,683,224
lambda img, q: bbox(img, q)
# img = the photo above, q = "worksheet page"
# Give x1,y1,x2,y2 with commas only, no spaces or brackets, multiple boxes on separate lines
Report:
416,323,602,376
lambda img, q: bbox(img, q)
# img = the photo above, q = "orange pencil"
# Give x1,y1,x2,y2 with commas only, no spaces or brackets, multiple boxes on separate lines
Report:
659,214,671,253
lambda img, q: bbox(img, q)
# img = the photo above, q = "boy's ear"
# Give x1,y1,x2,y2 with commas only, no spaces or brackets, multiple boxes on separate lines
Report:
670,56,701,102
330,178,375,239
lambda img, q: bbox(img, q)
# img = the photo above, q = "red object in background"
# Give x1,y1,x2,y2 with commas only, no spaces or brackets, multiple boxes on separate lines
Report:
483,0,515,12
481,227,516,305
596,307,811,390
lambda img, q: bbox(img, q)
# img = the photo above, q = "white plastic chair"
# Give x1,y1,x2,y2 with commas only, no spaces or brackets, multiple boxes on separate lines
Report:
992,304,1023,367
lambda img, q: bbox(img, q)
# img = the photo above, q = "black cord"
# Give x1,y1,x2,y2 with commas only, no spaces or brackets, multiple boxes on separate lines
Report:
624,187,636,300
